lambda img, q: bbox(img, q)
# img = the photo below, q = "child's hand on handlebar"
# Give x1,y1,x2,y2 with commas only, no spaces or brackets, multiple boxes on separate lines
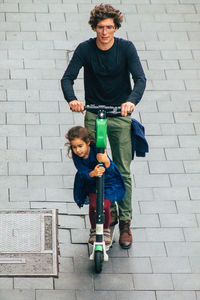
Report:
93,164,105,177
69,100,85,114
96,150,110,168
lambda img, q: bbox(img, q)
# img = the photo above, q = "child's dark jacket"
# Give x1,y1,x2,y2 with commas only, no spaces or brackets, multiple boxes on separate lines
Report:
131,118,149,159
73,145,126,208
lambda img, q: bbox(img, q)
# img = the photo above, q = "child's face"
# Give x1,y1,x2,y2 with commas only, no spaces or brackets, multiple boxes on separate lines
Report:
71,138,90,159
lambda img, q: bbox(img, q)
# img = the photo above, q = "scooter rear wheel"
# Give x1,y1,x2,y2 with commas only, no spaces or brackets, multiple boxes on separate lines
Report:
94,250,103,273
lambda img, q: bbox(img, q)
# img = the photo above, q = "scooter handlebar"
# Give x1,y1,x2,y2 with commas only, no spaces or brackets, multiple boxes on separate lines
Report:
84,105,129,117
85,105,121,112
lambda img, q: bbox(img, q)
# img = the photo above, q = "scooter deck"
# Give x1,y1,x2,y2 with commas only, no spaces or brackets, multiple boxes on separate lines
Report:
89,224,116,254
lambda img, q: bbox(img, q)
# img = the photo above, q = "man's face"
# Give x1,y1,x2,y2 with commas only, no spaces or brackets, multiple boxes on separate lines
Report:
95,18,116,46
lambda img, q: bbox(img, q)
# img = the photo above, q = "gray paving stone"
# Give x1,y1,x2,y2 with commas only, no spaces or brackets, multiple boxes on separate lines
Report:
26,124,59,136
27,150,61,162
165,148,200,160
23,41,54,50
30,201,67,213
131,161,149,175
0,69,9,79
189,187,200,200
0,176,27,188
28,175,63,188
128,242,166,257
0,150,26,162
6,12,35,22
7,113,39,124
10,188,45,202
0,189,8,202
7,89,39,101
42,137,66,149
160,213,197,227
71,229,89,244
166,242,200,256
0,79,26,90
133,214,160,227
59,228,71,244
44,162,76,175
9,162,43,175
0,290,35,300
146,228,184,241
116,291,156,300
0,102,25,113
40,113,73,124
46,188,73,202
153,187,190,201
149,161,184,174
49,4,78,13
189,257,200,273
0,137,6,149
156,291,196,300
66,203,88,215
140,201,177,214
148,60,179,70
19,3,48,12
158,31,189,41
59,255,74,273
63,176,74,188
8,137,41,149
141,112,174,123
76,291,117,300
111,257,152,274
161,123,195,135
172,274,200,290
177,201,200,213
27,79,59,90
132,187,154,201
133,274,173,290
14,278,53,289
36,290,75,300
135,148,166,161
36,13,65,22
184,228,200,242
0,278,13,289
134,174,170,188
0,3,18,12
170,174,200,187
0,113,5,124
151,256,191,273
148,136,179,148
94,273,134,291
58,215,85,229
162,50,192,59
54,272,93,290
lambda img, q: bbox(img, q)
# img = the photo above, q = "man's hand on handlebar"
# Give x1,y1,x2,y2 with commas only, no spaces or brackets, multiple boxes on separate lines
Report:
121,102,135,117
69,100,84,114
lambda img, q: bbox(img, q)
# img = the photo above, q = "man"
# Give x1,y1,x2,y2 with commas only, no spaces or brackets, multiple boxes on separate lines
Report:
61,4,146,249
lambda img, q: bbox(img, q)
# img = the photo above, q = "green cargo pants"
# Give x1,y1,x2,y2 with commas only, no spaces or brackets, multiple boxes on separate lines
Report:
84,111,132,221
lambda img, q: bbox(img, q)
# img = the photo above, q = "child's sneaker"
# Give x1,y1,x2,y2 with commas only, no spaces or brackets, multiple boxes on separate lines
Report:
88,228,96,244
104,228,112,245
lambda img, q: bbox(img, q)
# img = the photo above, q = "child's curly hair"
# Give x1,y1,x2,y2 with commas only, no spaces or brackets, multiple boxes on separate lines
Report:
65,126,96,157
88,4,123,30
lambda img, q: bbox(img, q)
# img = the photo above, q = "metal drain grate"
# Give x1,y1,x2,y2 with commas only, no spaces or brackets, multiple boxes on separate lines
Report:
0,209,58,277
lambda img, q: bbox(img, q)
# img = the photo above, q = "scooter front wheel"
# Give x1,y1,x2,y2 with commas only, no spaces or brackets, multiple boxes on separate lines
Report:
94,250,103,273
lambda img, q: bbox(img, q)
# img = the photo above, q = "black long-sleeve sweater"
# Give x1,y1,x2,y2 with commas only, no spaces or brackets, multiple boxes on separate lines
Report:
61,37,146,106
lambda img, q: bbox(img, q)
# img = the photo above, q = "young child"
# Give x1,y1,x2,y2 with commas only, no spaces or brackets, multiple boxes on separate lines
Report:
65,126,125,245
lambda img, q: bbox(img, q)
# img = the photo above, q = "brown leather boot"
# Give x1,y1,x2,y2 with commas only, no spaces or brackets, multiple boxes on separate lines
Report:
119,220,132,249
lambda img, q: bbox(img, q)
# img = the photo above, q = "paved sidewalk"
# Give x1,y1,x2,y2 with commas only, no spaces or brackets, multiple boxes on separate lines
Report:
1,0,200,299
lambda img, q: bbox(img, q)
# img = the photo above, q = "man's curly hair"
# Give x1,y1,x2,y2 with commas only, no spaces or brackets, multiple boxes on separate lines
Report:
88,4,123,30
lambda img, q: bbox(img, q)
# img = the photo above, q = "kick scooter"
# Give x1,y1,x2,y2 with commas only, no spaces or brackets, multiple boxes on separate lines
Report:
85,105,122,273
